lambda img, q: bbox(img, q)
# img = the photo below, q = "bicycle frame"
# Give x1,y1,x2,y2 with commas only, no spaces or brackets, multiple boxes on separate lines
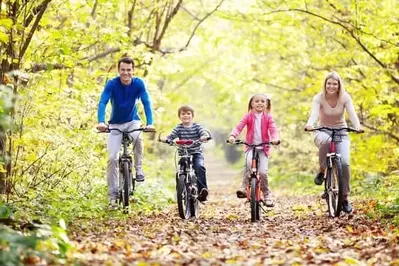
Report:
306,126,363,217
159,137,211,219
227,139,279,222
101,126,154,212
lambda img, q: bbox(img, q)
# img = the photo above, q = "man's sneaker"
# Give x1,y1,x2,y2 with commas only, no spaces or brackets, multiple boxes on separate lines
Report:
314,172,324,185
236,189,246,199
342,200,353,213
198,188,209,202
108,199,118,210
136,174,145,182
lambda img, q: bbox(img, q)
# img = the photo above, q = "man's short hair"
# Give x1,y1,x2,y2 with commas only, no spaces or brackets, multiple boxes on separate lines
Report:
118,57,135,69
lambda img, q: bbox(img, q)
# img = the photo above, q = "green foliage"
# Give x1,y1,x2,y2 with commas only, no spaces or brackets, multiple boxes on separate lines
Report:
0,220,73,266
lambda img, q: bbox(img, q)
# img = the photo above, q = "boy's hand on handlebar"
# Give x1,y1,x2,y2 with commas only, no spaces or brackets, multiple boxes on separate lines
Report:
355,126,364,133
200,135,211,142
96,122,107,132
228,136,235,144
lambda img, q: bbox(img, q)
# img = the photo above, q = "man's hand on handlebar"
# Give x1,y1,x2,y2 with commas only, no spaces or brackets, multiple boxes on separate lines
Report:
96,122,107,132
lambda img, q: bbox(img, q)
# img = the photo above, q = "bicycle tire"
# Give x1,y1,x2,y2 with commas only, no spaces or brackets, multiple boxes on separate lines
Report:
333,158,344,217
121,162,130,210
177,174,191,219
250,177,257,222
326,166,336,217
189,175,200,218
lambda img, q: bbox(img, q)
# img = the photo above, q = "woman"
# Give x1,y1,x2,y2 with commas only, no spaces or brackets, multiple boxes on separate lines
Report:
305,71,362,213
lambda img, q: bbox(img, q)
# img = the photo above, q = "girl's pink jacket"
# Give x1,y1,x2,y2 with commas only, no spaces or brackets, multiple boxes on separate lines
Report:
230,111,279,157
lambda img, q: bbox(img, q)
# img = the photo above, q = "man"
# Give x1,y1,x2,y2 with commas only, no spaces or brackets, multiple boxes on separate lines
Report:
96,56,154,208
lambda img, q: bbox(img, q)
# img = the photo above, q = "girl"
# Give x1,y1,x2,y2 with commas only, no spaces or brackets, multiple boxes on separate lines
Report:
228,94,280,207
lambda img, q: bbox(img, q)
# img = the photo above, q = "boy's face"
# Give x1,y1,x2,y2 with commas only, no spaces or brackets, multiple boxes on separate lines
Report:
179,110,193,125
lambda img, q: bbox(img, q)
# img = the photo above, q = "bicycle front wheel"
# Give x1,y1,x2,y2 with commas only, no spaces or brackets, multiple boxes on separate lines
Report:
326,158,344,217
120,162,130,210
333,158,344,217
250,177,257,222
177,174,191,219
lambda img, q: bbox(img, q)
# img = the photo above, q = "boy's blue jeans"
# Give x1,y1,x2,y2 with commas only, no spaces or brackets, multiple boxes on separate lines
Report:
192,153,207,191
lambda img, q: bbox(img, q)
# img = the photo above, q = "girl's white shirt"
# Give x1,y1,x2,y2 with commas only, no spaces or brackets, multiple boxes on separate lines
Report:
306,92,360,128
253,112,263,148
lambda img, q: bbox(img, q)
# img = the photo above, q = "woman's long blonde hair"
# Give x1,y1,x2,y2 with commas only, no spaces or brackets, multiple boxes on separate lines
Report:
322,71,345,102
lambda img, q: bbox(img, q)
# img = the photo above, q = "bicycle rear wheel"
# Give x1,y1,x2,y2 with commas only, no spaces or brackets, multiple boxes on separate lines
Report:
177,174,191,219
250,177,257,222
190,176,200,218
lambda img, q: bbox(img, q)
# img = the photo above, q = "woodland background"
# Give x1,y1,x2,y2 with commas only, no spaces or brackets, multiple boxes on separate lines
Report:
0,0,398,264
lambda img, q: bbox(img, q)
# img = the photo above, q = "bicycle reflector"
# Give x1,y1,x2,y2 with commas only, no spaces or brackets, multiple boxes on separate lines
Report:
176,140,194,145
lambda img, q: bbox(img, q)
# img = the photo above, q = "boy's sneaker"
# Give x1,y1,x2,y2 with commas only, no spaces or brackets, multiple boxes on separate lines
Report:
236,189,246,199
314,172,324,185
108,199,118,211
342,200,353,213
198,188,208,202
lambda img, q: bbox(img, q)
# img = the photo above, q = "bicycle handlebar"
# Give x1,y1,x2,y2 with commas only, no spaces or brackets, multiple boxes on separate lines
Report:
99,127,156,134
159,137,212,146
225,139,280,146
304,127,364,133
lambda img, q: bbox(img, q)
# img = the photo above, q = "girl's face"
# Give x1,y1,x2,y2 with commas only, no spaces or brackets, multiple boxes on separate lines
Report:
251,95,267,113
325,78,339,96
179,111,193,126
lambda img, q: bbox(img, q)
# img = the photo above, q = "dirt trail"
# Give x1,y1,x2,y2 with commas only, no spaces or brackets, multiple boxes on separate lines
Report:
71,151,399,265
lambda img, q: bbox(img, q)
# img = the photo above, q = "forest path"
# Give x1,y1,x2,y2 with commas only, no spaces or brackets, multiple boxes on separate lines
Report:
70,151,398,265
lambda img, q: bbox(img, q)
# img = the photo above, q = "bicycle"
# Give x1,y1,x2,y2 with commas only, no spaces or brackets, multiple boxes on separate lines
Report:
101,126,155,213
305,127,363,217
227,139,280,222
159,136,211,219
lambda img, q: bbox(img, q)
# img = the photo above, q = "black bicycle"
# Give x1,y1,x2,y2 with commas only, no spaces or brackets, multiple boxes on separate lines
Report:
102,127,155,212
159,137,211,219
305,127,363,217
227,140,280,222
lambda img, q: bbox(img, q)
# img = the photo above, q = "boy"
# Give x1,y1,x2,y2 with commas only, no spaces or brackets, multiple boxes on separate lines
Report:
164,105,211,201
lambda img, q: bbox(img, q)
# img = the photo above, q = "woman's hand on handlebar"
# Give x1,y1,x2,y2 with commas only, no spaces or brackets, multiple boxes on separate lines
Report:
304,125,314,131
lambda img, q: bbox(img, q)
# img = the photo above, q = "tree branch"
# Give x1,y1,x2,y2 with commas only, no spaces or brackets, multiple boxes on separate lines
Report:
19,0,52,60
360,122,399,143
264,8,399,85
179,0,224,52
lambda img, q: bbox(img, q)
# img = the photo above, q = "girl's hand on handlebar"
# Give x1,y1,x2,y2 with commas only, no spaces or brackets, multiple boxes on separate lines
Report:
228,136,235,144
271,139,280,145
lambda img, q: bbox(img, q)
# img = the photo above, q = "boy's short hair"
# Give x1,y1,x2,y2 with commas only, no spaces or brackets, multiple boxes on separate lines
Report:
178,105,194,117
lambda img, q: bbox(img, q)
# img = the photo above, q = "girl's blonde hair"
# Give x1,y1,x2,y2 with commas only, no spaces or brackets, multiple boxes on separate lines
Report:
247,94,271,113
322,71,345,101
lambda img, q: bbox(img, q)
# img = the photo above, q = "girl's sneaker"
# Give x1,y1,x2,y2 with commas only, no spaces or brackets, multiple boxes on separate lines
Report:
264,195,275,207
236,189,246,198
